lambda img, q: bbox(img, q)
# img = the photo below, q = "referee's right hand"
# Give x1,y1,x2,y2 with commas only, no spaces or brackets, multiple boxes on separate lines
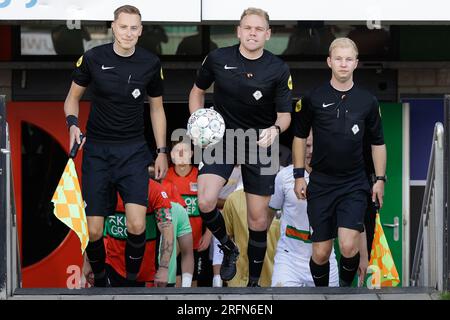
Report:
294,177,307,200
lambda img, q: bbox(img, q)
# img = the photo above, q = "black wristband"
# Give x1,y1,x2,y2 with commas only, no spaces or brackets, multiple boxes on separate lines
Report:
156,147,168,154
293,168,305,179
66,115,79,130
274,124,281,134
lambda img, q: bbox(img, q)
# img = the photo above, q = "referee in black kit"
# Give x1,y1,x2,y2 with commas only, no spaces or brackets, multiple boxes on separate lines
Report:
64,5,168,287
189,8,292,286
293,38,387,287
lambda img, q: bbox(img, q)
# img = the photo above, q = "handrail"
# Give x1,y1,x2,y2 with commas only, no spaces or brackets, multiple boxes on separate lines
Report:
0,96,20,299
410,122,444,289
0,95,7,299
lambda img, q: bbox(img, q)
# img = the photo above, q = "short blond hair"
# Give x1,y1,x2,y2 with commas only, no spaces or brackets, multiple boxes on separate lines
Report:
329,37,358,58
114,5,141,21
240,7,270,28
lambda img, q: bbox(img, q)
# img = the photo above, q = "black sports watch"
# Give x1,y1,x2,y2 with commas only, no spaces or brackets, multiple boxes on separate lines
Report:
156,147,168,154
376,175,387,182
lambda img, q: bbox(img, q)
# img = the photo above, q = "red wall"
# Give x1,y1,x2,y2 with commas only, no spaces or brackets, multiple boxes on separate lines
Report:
7,101,90,287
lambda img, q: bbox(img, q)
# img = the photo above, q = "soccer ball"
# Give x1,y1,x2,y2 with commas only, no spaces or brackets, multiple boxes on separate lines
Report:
187,108,226,148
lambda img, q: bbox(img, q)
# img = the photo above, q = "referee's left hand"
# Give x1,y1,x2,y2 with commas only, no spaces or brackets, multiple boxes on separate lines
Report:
154,153,168,180
257,126,278,148
372,180,385,209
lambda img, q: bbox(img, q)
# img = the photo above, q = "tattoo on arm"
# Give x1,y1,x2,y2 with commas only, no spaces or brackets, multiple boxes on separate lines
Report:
159,235,173,268
158,221,172,230
156,207,174,270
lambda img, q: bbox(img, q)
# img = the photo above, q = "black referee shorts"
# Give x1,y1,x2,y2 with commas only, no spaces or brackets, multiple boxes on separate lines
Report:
82,140,152,216
198,138,277,196
306,170,370,242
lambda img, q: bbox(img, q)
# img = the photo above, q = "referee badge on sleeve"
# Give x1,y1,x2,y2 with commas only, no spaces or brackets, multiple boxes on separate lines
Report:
287,75,293,90
295,99,302,112
76,56,83,68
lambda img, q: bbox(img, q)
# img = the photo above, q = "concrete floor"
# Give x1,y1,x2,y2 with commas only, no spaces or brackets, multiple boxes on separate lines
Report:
9,286,441,300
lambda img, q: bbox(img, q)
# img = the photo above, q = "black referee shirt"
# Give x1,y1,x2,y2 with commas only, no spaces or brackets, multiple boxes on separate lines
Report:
195,44,292,130
72,43,164,142
294,82,384,177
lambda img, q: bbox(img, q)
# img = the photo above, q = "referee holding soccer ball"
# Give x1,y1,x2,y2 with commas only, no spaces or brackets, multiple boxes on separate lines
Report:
188,7,292,286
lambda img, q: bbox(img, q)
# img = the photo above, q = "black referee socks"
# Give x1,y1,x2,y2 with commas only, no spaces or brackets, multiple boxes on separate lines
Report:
125,231,146,282
86,237,107,287
200,208,233,247
309,258,330,287
248,228,267,284
339,252,360,287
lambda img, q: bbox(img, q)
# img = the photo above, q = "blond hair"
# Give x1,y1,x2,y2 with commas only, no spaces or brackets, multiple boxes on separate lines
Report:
240,7,270,28
329,37,358,57
114,5,141,21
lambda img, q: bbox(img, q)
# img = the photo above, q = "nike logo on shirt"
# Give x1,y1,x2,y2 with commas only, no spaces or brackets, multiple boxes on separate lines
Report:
322,102,335,108
224,65,238,70
101,65,115,70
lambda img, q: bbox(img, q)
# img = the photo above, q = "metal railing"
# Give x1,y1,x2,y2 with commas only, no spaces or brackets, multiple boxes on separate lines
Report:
0,96,21,300
0,95,6,299
445,95,450,292
410,122,445,290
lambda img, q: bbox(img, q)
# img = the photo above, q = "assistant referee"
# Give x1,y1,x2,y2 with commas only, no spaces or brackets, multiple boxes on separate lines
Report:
292,37,387,287
64,5,168,287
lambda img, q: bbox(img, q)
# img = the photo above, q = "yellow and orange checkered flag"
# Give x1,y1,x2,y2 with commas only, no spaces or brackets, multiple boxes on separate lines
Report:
52,158,89,254
368,212,400,287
